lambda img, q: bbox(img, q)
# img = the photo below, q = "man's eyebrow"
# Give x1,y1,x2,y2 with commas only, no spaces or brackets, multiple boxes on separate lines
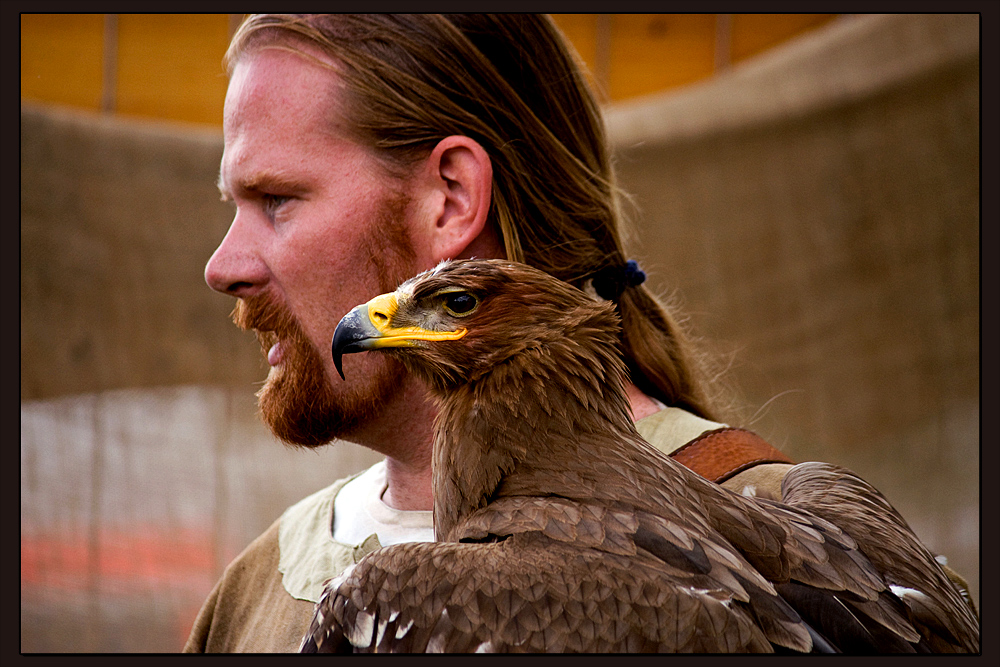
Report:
217,170,306,201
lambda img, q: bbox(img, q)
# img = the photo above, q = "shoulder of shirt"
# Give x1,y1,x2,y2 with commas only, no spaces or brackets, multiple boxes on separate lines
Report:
635,405,728,455
277,465,381,603
636,406,792,499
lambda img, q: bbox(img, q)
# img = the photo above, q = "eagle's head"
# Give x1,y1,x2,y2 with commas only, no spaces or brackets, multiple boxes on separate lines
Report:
332,259,625,394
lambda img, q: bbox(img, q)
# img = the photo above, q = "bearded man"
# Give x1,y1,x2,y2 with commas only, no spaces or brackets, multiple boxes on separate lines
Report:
184,14,974,652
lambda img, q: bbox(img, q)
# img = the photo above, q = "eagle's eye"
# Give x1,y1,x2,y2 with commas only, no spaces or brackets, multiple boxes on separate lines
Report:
443,292,478,317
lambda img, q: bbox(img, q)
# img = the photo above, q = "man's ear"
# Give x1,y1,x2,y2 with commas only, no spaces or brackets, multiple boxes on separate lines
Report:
414,135,504,263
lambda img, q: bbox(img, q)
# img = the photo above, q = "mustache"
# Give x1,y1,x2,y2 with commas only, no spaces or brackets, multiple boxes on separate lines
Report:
232,292,300,352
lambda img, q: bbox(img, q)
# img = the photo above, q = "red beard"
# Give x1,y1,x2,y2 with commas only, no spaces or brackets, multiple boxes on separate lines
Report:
231,195,417,448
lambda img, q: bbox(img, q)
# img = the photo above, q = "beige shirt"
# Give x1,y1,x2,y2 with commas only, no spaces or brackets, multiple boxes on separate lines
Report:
183,407,792,653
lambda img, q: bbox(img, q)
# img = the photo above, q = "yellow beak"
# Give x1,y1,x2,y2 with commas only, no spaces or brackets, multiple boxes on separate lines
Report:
331,292,466,379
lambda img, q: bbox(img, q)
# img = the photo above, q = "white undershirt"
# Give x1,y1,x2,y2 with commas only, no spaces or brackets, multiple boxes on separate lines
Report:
331,460,435,547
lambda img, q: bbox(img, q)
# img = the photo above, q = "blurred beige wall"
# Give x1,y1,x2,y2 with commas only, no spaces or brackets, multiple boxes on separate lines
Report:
20,14,979,652
20,105,258,400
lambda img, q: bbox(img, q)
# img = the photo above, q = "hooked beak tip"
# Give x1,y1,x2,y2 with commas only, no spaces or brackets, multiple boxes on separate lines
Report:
334,353,346,381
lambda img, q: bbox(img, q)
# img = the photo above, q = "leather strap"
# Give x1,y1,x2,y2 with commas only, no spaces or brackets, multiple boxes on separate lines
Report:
669,427,795,484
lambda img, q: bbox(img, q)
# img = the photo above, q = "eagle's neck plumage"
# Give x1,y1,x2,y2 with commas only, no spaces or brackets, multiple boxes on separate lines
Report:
431,307,637,541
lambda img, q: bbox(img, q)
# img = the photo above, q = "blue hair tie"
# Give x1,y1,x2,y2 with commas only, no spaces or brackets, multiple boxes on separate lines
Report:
591,260,646,301
622,260,646,287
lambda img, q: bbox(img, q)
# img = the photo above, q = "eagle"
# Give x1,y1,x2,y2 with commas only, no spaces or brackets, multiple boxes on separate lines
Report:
301,258,979,653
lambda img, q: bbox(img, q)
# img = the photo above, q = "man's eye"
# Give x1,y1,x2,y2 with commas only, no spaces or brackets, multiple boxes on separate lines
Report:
443,292,478,316
261,194,291,215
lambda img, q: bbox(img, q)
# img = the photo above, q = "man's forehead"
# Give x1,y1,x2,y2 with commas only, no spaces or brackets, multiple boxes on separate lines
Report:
218,48,352,195
224,45,347,132
227,44,340,101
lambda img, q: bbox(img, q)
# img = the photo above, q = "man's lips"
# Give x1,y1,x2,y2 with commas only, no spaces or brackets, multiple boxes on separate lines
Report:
267,341,282,366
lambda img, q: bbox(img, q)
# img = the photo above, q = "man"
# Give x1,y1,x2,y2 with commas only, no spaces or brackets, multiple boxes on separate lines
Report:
184,14,970,652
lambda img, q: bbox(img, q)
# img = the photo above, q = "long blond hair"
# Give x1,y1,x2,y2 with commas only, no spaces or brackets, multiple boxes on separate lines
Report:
226,14,719,420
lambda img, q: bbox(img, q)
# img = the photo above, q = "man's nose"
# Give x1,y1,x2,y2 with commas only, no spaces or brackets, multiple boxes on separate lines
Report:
204,215,268,297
